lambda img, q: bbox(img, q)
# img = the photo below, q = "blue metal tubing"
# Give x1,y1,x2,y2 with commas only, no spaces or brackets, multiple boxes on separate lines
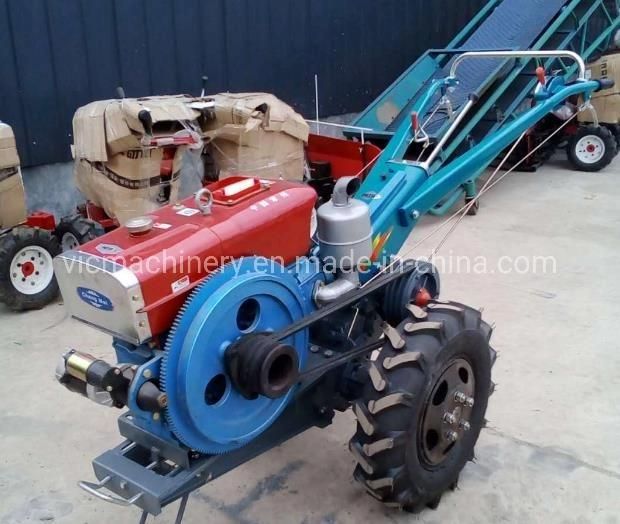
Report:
360,79,602,259
400,80,602,218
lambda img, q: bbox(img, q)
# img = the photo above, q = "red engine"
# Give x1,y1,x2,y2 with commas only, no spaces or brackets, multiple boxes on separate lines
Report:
54,177,316,344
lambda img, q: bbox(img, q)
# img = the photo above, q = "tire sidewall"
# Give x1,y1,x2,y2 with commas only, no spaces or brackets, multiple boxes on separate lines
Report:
0,229,60,310
55,216,104,250
568,126,616,172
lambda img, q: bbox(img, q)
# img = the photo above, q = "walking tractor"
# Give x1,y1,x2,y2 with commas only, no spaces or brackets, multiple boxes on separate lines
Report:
53,44,614,522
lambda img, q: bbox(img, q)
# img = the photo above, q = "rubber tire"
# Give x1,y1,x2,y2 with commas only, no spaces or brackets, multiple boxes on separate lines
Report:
567,126,617,172
0,227,61,311
603,124,620,150
350,300,495,512
55,215,104,251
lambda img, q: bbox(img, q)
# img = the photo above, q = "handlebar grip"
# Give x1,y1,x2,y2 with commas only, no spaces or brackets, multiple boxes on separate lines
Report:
78,478,143,507
138,110,153,135
597,77,615,92
116,86,126,99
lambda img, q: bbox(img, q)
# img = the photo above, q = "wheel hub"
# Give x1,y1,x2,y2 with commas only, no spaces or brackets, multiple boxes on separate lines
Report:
21,261,35,277
576,135,605,164
420,358,475,466
61,232,80,251
10,247,54,295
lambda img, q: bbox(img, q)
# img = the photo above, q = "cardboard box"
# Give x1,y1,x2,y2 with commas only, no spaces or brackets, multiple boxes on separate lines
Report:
75,147,184,224
0,167,27,229
0,123,21,170
72,96,202,161
72,95,203,222
72,101,110,162
203,93,309,181
104,102,141,156
121,95,200,134
210,131,305,181
579,52,620,124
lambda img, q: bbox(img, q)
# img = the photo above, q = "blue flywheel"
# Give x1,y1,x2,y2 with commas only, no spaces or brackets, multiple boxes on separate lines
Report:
161,258,309,454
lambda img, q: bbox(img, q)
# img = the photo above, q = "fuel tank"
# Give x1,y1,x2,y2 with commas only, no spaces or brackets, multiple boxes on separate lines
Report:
54,177,317,343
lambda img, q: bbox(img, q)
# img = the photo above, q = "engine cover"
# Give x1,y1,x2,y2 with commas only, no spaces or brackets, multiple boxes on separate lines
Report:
54,177,316,343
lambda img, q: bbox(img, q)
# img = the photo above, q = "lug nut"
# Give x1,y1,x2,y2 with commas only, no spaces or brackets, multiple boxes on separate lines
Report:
443,412,457,425
455,391,474,407
446,431,459,442
459,420,471,431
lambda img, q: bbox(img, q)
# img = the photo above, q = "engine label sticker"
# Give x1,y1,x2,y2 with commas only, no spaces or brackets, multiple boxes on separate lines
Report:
153,222,172,230
77,287,114,311
95,243,123,255
171,275,190,294
362,192,382,200
176,208,200,217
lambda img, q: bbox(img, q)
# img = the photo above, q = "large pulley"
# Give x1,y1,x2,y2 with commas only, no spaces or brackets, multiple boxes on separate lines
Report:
162,258,309,454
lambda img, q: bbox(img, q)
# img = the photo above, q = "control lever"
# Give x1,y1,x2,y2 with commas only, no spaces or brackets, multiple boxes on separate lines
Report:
116,86,126,99
200,75,209,97
597,77,615,92
536,66,547,87
138,110,153,136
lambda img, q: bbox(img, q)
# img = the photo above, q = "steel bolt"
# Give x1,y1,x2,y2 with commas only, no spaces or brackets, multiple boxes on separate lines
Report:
152,412,160,421
455,391,474,407
106,386,113,392
459,420,471,431
411,210,421,220
310,345,320,353
143,369,152,379
323,349,334,358
446,431,459,442
443,412,457,425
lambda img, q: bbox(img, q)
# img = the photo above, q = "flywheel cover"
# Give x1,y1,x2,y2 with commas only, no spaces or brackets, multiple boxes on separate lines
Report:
162,258,309,454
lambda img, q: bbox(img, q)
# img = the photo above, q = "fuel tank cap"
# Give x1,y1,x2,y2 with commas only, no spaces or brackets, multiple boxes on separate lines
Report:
125,216,154,236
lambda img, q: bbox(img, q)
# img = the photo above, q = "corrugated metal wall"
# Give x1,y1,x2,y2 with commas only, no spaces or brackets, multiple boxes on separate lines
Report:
0,0,486,167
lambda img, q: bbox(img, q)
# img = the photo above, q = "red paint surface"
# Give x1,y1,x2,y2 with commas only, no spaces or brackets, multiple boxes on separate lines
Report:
25,212,56,230
21,261,35,277
415,288,432,308
82,202,118,231
307,134,382,180
78,177,317,337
